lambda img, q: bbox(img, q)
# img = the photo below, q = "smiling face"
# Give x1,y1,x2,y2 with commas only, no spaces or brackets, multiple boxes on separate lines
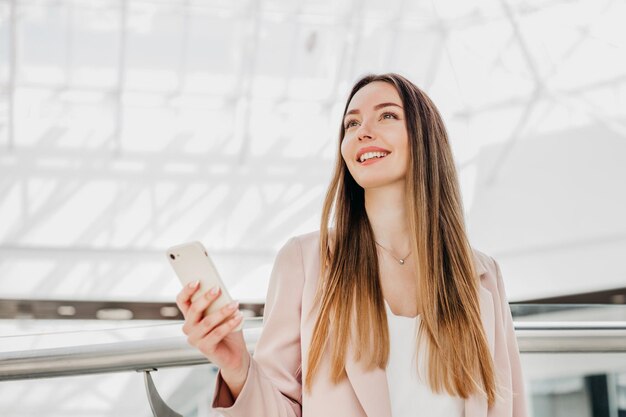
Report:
340,81,410,190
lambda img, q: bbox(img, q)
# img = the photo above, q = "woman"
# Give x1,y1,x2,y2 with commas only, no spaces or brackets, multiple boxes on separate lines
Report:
176,73,529,417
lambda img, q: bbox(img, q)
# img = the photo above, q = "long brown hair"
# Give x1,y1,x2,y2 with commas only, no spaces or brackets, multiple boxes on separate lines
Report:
304,73,497,407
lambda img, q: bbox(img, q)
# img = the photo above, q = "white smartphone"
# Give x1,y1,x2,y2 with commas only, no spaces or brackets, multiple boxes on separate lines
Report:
166,241,243,332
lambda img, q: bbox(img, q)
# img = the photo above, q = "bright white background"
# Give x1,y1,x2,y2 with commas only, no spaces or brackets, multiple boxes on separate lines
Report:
0,0,623,304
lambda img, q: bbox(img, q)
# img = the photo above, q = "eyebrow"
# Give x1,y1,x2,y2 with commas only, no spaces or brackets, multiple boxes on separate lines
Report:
344,102,403,118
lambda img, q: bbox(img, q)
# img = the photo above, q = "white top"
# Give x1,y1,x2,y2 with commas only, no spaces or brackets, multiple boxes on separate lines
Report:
384,300,465,417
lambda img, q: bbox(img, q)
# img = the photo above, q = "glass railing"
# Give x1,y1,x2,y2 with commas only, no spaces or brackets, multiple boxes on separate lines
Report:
511,304,626,417
0,304,625,417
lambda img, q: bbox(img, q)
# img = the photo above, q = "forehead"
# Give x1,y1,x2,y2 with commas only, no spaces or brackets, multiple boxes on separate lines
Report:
346,81,401,112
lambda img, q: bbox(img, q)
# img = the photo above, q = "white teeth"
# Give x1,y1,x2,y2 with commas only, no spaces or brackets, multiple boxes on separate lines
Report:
359,151,389,163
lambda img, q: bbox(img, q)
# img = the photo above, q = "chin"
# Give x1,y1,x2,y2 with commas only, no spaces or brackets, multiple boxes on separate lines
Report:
352,175,402,190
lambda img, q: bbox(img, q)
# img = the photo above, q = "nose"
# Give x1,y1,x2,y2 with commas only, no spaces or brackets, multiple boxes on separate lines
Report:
356,121,374,141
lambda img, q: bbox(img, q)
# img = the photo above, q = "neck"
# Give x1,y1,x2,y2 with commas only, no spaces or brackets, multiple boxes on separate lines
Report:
364,181,411,255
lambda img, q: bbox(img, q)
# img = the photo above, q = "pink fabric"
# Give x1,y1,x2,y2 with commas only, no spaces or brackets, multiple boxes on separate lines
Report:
212,230,529,417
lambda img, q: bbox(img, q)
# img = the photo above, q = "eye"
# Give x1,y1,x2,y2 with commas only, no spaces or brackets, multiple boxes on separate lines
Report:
344,119,360,129
381,112,398,120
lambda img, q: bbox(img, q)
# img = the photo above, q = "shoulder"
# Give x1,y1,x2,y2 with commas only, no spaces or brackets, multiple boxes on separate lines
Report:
273,230,321,270
470,246,506,291
279,229,322,260
470,246,493,278
470,247,512,305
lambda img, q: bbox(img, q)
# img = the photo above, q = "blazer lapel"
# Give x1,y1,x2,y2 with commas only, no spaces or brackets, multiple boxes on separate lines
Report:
345,355,392,417
344,293,392,417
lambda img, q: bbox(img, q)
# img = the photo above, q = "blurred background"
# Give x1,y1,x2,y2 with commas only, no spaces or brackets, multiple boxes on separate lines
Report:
0,0,625,416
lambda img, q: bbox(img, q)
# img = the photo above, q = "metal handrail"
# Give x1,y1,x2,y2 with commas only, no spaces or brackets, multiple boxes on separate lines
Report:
0,336,212,381
1,321,626,382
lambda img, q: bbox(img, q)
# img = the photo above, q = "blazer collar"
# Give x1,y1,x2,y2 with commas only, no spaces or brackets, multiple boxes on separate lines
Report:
345,252,494,417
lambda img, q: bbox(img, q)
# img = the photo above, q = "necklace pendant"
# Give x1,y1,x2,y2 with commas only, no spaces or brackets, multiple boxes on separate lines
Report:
374,241,411,266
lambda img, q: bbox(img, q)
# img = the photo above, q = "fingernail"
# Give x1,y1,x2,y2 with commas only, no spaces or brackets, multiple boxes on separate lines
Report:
188,280,199,288
209,286,220,295
226,301,239,310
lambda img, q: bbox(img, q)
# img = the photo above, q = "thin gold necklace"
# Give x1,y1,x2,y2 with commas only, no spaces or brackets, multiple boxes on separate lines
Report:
374,241,411,265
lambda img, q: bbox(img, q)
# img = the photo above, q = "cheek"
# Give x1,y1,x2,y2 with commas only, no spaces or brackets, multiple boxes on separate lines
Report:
397,131,410,156
340,140,350,163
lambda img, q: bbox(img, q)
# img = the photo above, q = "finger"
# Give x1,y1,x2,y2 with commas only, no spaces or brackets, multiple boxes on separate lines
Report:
176,280,201,315
185,285,221,325
186,301,240,344
195,312,244,355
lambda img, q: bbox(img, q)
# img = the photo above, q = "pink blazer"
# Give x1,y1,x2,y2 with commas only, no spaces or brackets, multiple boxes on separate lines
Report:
212,231,529,417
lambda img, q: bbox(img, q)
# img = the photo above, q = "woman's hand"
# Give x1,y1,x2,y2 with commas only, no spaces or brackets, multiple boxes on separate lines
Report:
176,281,250,396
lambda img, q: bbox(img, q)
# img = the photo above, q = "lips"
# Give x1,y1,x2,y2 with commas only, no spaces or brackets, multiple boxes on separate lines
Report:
359,154,388,166
355,146,391,162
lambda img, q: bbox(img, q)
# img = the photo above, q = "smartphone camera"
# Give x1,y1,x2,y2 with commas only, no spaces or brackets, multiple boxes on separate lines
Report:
169,253,176,260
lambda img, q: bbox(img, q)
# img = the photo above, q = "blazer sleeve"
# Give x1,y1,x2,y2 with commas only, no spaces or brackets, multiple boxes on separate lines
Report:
211,237,304,417
490,256,530,417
